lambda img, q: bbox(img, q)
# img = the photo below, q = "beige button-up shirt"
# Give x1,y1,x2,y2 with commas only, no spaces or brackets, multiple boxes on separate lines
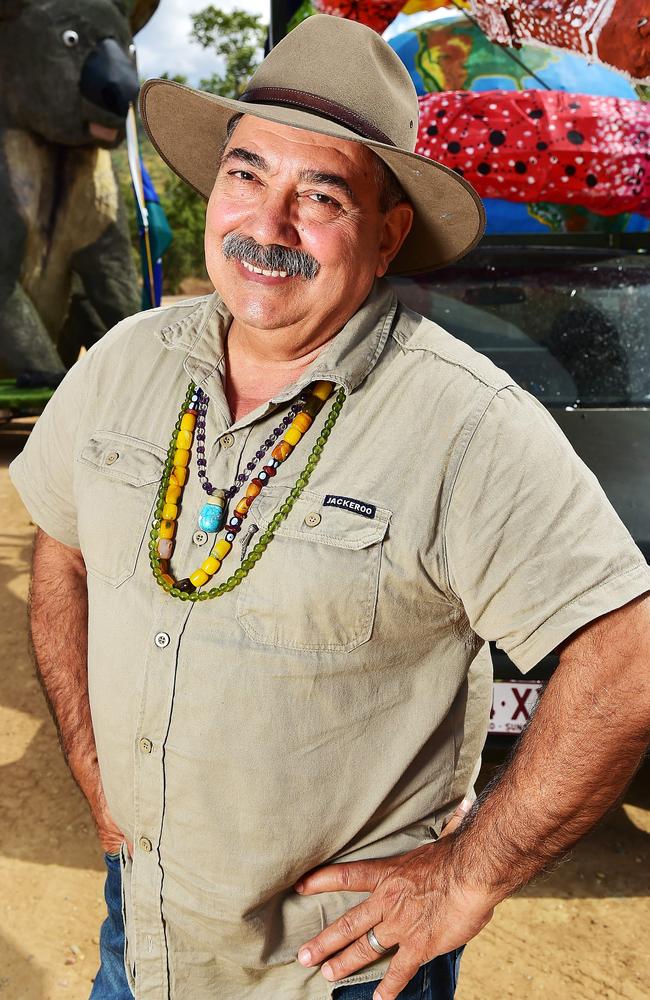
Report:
10,279,650,999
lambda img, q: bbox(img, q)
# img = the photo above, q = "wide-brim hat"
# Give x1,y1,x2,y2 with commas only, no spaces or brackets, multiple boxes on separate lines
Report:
138,13,485,276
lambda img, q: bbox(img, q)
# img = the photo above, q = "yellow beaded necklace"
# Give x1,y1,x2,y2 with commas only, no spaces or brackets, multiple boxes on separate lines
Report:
149,379,346,600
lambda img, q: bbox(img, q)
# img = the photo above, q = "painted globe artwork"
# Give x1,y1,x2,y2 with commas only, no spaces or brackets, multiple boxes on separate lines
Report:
389,15,638,100
313,0,649,83
389,15,650,235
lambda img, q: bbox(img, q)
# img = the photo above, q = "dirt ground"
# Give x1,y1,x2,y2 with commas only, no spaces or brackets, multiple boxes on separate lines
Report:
1,419,648,1000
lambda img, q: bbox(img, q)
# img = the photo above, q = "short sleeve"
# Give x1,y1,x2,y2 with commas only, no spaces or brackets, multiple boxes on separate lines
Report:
444,384,650,674
8,352,93,549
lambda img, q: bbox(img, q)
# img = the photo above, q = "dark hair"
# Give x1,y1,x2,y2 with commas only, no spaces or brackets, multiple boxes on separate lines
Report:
217,111,244,161
219,111,407,214
372,155,407,214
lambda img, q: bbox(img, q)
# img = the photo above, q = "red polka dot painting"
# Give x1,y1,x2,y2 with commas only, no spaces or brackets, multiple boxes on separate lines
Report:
416,89,650,216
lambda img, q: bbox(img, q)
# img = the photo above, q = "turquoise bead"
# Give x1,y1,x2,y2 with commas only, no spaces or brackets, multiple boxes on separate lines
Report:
198,501,224,533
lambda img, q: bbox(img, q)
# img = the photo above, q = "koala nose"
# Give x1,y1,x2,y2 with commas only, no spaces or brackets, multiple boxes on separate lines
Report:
80,38,140,118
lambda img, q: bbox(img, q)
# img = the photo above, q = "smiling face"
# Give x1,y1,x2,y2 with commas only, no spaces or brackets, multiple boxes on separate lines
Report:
204,115,413,350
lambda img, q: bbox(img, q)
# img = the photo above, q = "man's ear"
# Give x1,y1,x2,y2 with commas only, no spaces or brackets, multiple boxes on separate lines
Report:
376,202,414,278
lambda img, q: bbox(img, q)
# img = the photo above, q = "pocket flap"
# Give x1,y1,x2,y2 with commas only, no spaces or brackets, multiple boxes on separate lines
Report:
250,487,391,550
76,430,166,487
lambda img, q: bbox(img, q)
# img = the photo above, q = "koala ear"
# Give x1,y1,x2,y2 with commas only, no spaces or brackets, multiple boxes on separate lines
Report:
129,0,160,34
0,0,27,19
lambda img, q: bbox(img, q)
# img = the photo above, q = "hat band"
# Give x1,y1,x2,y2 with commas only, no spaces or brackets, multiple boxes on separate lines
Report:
239,87,395,147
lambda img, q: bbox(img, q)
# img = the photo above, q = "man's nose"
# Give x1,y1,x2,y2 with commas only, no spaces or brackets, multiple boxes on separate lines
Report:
246,187,300,248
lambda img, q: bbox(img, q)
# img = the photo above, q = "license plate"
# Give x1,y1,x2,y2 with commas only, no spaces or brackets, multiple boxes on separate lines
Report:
489,681,543,734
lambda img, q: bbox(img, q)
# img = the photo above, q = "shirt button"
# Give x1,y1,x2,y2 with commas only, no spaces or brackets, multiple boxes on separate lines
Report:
105,451,119,465
154,631,170,648
192,529,208,546
304,511,322,527
139,737,153,754
220,432,235,449
138,836,153,853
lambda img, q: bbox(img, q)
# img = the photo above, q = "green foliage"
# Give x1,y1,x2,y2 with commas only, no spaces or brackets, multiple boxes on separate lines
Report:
158,176,210,293
114,6,267,294
287,0,316,32
159,71,190,85
191,6,266,99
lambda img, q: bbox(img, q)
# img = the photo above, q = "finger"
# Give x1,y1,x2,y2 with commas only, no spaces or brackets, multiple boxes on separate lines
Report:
319,925,397,983
295,857,394,895
438,815,462,839
297,898,378,967
440,811,471,838
440,797,473,838
456,796,473,818
373,953,421,1000
99,831,124,853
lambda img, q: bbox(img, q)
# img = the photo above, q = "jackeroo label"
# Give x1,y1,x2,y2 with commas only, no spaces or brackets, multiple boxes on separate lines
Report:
323,495,376,519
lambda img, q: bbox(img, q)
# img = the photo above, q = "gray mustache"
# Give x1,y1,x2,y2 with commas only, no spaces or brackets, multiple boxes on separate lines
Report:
221,232,320,280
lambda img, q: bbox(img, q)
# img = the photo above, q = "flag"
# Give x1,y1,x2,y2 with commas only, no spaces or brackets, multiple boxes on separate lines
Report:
126,104,173,309
136,163,173,309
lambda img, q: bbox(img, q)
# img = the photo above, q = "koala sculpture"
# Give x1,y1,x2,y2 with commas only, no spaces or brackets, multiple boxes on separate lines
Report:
0,0,160,377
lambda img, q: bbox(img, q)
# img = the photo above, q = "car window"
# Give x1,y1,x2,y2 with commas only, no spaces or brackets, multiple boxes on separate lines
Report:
389,247,650,408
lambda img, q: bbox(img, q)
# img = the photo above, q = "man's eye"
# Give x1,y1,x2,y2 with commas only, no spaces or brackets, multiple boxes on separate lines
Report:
229,170,255,181
309,192,338,206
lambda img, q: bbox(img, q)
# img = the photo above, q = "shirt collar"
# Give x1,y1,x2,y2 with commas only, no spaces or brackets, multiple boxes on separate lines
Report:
153,278,399,408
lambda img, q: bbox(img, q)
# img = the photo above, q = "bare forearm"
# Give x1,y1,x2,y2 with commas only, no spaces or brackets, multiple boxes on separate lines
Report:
28,530,121,850
453,614,650,900
29,531,96,784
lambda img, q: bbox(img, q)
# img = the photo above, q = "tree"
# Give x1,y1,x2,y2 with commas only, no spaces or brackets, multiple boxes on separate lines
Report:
191,6,267,99
159,71,189,85
131,7,267,292
157,174,210,293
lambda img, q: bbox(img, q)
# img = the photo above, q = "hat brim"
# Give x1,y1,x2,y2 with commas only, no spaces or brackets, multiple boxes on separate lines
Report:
138,78,486,276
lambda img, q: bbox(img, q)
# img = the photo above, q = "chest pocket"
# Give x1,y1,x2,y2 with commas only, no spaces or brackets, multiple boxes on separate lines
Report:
236,487,391,653
74,430,165,587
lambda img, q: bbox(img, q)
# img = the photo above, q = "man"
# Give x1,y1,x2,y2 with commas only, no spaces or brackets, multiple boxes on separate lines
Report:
9,13,650,1000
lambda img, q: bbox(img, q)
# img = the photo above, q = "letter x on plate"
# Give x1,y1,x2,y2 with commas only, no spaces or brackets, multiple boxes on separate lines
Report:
489,681,543,734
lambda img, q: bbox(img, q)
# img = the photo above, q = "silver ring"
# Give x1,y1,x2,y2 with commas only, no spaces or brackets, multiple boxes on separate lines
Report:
366,927,390,955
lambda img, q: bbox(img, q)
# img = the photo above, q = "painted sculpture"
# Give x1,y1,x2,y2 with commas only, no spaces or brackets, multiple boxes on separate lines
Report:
0,0,160,378
392,13,650,234
469,0,650,87
417,90,650,217
313,0,650,83
287,5,650,235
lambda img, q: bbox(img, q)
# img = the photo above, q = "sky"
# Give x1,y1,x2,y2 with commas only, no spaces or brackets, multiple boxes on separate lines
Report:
134,0,270,85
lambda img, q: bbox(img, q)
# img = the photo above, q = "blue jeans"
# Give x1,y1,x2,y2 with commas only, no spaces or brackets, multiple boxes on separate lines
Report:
89,852,133,1000
333,947,463,998
89,853,463,999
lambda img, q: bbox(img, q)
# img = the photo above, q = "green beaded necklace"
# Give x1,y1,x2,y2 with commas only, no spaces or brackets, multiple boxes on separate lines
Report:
148,380,346,601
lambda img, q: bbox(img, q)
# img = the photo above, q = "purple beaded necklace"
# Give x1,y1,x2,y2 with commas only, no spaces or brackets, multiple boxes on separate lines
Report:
193,386,306,531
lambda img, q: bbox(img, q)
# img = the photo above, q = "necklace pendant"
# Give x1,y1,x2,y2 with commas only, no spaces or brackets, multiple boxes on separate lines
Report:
198,489,227,533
